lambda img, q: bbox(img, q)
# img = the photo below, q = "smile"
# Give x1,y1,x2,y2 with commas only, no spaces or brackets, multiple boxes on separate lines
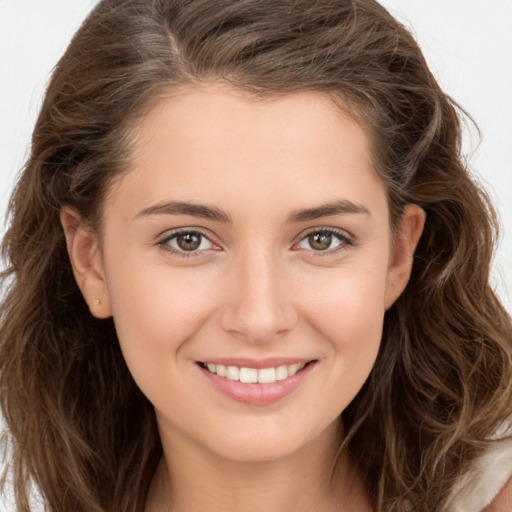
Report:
201,362,306,384
197,359,316,405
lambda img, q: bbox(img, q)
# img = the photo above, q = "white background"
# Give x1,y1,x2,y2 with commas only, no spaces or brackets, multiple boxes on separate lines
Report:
0,1,511,510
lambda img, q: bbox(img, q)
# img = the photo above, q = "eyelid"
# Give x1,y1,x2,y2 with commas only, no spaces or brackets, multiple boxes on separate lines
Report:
292,226,356,256
154,225,356,259
155,227,221,258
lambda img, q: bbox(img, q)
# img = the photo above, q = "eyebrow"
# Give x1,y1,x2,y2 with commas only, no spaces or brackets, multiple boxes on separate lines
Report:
135,199,370,223
135,201,232,223
286,200,370,223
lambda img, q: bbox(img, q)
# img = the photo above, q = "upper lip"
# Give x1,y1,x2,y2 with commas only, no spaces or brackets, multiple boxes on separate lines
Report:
197,357,316,369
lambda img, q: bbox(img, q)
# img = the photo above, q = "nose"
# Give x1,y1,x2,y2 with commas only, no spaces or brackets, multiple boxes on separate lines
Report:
219,247,298,344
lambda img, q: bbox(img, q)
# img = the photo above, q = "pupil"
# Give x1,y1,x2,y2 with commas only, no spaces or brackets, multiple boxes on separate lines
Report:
177,233,201,251
309,232,331,251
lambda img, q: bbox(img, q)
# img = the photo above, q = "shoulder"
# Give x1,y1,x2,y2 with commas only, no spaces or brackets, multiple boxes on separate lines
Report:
445,435,512,512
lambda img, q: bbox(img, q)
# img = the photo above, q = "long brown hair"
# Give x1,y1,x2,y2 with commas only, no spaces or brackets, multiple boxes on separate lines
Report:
1,1,511,511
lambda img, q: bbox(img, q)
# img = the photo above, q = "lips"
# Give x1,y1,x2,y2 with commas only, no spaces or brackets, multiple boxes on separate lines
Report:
197,358,316,405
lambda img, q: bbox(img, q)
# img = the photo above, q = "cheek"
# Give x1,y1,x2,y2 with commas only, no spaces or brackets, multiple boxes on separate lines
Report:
103,253,220,369
298,263,388,386
301,263,387,339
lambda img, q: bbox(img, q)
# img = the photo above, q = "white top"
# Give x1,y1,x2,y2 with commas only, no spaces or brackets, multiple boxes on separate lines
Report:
446,435,512,511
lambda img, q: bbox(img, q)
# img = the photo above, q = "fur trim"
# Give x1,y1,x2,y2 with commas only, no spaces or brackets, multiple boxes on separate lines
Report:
445,436,512,512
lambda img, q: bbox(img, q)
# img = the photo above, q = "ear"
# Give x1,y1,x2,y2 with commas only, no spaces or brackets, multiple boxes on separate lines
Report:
60,206,112,319
384,204,426,309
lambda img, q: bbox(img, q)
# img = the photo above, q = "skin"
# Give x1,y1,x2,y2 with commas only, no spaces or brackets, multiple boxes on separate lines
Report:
61,84,425,512
485,479,512,512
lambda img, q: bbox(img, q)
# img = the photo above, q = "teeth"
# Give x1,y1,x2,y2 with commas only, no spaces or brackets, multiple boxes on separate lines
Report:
203,362,307,383
258,367,276,384
287,363,303,376
226,366,240,380
275,365,288,380
239,367,258,383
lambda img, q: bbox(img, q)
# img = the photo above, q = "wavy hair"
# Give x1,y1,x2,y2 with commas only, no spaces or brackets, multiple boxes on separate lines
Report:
1,1,511,511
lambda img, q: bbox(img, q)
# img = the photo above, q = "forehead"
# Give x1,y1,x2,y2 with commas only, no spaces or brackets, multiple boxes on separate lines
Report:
106,84,386,221
131,84,374,159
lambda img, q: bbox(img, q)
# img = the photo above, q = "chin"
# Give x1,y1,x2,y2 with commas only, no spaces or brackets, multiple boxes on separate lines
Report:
196,415,341,465
213,438,301,463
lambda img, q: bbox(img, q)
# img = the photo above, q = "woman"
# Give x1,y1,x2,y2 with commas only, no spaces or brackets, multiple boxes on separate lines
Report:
1,1,511,511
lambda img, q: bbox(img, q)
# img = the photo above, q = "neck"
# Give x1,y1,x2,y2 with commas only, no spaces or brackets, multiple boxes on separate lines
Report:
145,419,372,512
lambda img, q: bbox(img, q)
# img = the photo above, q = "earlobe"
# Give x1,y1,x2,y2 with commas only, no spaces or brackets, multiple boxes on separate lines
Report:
384,204,426,309
60,207,112,319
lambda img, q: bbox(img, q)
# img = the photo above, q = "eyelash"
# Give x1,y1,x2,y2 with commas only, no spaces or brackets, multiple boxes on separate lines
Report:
294,227,355,258
156,228,218,259
156,227,355,259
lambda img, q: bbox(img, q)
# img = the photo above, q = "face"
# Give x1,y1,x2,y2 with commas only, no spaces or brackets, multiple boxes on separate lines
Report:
63,84,424,464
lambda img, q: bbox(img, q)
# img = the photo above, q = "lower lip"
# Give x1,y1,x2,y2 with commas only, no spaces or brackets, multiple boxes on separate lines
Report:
198,362,316,405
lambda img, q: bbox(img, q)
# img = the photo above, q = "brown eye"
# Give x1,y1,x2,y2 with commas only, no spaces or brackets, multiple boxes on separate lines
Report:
296,229,350,254
308,232,333,251
162,230,215,254
176,232,202,251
